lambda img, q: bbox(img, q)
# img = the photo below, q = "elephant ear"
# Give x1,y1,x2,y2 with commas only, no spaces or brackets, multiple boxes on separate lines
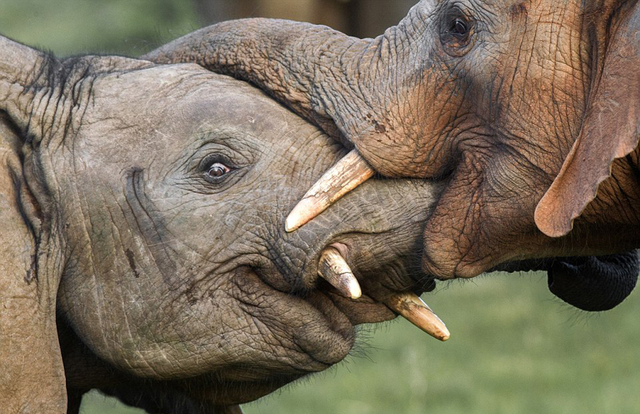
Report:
0,37,67,412
535,3,640,237
0,117,66,412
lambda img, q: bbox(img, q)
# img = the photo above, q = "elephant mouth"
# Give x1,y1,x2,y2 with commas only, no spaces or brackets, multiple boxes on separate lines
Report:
315,243,450,341
276,152,450,341
250,243,450,372
242,242,449,376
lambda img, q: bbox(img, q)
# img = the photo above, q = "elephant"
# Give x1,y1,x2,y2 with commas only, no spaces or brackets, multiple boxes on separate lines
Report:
0,33,457,413
1,14,638,414
146,0,640,299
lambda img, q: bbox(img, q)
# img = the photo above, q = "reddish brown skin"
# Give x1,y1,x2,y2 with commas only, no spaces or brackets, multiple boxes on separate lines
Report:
147,0,640,280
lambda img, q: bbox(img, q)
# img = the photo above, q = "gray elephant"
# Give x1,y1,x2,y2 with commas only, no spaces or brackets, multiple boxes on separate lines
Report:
0,34,452,413
147,0,640,310
1,14,638,414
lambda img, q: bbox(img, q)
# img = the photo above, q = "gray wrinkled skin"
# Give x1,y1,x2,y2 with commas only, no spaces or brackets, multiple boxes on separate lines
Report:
56,68,436,397
0,36,441,413
144,0,640,316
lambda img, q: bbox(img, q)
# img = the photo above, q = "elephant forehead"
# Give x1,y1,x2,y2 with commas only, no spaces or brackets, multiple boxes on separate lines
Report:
74,66,304,163
88,64,287,125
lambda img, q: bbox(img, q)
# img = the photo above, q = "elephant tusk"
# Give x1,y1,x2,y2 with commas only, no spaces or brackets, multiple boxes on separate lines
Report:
317,247,362,299
385,292,450,342
317,248,447,340
285,149,374,232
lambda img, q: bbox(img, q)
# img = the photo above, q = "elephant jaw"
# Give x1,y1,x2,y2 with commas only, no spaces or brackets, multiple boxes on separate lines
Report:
156,235,449,407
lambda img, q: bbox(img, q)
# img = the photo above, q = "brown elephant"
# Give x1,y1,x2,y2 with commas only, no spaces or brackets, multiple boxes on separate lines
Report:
147,0,640,289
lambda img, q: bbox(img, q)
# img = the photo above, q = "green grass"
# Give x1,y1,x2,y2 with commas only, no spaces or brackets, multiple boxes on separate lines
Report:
81,273,640,414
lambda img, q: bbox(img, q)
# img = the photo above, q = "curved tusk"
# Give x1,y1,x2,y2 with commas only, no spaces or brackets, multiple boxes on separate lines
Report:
385,293,450,342
285,150,374,232
318,247,362,299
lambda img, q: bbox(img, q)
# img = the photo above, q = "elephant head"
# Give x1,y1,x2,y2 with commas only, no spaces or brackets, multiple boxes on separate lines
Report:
0,34,452,413
146,0,640,284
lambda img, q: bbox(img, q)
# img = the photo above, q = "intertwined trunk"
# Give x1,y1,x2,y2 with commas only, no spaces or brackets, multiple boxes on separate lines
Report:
144,12,429,176
147,19,373,137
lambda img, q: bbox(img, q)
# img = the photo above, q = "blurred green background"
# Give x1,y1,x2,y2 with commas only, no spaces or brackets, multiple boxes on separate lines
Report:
3,1,640,413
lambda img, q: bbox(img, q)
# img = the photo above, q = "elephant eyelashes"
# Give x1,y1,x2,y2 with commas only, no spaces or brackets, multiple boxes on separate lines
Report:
440,7,475,56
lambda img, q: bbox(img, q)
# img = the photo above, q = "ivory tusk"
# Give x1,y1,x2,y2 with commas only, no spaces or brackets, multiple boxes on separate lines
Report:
385,293,450,342
285,149,374,232
317,247,362,299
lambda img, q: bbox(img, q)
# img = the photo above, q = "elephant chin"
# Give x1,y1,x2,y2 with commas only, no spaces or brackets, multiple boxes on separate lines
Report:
492,250,639,312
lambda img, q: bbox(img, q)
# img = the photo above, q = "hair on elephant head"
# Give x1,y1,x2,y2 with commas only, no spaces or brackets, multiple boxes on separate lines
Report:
146,0,640,310
0,34,458,413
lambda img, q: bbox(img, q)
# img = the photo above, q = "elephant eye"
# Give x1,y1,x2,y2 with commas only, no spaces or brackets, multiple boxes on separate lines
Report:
450,18,469,38
206,163,231,178
440,7,475,56
200,155,236,184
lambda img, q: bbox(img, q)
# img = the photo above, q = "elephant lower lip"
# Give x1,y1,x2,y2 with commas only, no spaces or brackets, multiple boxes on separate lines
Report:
245,247,424,367
293,290,395,365
297,291,355,356
244,268,357,368
322,290,396,325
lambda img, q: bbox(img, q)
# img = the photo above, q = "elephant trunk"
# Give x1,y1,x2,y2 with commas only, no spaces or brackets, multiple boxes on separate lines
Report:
146,19,373,142
495,250,639,311
144,14,432,177
547,251,639,311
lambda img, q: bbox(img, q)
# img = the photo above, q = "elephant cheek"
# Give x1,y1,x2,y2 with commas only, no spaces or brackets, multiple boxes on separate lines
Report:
420,178,494,279
421,213,490,279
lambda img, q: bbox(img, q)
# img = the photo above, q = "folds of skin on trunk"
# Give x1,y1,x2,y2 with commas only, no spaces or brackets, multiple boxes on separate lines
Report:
145,19,362,140
144,16,640,295
144,15,432,178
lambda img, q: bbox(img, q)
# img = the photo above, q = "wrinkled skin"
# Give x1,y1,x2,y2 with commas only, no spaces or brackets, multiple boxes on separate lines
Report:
147,1,640,293
2,11,639,411
56,71,439,410
0,35,443,413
